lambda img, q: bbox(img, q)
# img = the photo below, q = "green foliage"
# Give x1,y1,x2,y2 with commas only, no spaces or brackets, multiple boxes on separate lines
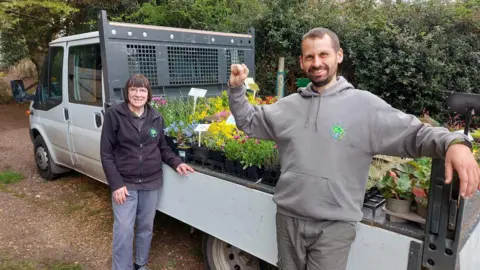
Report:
345,1,480,118
0,31,28,67
1,0,478,123
264,146,280,170
377,170,413,200
0,170,24,185
252,0,480,122
224,138,243,161
0,0,77,68
128,0,265,32
0,0,146,69
152,97,194,128
239,138,275,169
377,157,431,201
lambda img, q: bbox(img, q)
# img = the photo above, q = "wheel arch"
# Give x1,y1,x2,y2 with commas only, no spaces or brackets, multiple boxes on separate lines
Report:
201,232,276,270
30,124,60,167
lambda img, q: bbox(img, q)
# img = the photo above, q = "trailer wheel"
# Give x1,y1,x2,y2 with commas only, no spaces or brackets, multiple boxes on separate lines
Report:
34,136,58,180
202,233,274,270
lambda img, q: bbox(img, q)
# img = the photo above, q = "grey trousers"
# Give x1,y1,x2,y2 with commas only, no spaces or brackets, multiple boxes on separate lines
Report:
112,189,159,270
276,212,357,270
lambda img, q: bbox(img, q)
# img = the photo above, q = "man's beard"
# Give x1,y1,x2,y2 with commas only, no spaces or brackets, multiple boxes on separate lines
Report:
307,66,335,88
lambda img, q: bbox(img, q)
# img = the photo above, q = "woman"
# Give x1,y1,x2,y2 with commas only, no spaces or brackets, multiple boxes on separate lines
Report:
100,74,194,270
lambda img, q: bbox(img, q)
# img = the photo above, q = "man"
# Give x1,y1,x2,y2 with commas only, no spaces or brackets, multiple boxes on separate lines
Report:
227,28,480,270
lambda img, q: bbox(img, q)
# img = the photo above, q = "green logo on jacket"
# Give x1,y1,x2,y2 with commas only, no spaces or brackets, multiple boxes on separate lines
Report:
149,127,158,138
330,124,345,140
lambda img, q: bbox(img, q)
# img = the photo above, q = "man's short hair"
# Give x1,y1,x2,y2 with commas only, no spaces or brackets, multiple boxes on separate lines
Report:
302,28,340,53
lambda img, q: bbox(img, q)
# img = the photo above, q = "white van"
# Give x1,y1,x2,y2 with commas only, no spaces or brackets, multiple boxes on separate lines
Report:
26,10,480,270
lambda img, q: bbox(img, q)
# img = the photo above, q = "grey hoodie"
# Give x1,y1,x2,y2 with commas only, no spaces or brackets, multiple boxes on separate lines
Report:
227,76,470,222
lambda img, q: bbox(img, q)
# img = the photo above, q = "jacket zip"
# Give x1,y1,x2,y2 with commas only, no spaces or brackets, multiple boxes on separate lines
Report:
139,143,143,182
138,118,154,181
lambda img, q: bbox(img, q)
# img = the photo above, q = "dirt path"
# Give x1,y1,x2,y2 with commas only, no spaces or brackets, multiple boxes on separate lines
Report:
0,104,205,270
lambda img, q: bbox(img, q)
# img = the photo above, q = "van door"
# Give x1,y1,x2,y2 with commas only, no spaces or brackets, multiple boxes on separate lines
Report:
32,44,75,168
66,39,107,183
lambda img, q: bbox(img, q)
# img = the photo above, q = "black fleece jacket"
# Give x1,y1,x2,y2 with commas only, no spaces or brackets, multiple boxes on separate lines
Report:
100,102,182,192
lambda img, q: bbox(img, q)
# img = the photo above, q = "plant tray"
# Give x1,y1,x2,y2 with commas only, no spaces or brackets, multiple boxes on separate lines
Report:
183,153,282,187
362,188,386,218
382,206,426,225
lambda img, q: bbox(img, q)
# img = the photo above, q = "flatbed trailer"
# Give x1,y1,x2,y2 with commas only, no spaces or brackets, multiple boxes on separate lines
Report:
158,163,480,270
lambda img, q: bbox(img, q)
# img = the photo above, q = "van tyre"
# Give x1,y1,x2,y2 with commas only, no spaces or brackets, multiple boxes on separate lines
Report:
34,136,58,180
202,233,275,270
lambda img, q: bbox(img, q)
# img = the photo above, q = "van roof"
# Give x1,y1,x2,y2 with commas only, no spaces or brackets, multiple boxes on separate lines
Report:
50,31,99,44
49,22,253,45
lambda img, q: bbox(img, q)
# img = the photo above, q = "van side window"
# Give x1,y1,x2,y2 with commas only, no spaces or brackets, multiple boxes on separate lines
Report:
68,44,102,106
34,46,64,110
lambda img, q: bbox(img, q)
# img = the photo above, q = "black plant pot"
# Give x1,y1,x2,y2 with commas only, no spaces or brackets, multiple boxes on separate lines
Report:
246,166,261,180
235,161,246,177
193,146,209,160
177,146,193,162
165,136,178,153
264,167,281,186
224,159,236,174
209,150,225,162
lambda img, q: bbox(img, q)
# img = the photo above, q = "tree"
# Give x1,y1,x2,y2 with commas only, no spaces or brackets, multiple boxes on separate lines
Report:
0,0,76,70
128,0,265,33
0,0,147,72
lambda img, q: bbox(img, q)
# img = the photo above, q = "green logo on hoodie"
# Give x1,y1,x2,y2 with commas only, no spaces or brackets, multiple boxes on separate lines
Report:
330,124,345,140
149,127,158,138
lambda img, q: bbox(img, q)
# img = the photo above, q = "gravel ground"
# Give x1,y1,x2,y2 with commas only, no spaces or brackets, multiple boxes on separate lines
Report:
0,103,205,270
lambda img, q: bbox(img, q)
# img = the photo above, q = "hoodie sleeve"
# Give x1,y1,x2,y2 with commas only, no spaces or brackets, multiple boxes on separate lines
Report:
371,95,471,158
227,84,276,140
100,109,125,192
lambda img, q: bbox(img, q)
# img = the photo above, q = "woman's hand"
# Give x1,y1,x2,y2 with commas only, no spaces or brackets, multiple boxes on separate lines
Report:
112,186,130,204
176,163,195,176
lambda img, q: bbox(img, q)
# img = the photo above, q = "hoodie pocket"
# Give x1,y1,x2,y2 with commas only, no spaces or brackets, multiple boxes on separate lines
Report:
274,170,342,214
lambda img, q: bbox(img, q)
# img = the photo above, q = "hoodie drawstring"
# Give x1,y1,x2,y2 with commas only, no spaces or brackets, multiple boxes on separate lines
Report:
314,96,321,131
305,96,313,128
305,96,321,131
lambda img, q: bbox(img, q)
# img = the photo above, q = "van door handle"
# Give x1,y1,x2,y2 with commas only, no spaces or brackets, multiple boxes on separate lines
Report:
64,108,69,121
95,112,102,128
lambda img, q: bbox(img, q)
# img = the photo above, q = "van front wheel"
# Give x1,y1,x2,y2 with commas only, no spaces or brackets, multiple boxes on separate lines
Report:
34,136,58,180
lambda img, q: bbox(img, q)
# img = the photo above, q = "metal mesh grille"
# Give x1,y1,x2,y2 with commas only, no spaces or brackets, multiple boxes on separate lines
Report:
168,47,218,85
126,44,158,86
226,49,245,78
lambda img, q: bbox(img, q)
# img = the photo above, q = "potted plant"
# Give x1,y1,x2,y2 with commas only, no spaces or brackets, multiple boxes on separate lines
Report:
204,136,225,162
224,137,243,175
263,146,280,186
191,142,209,161
203,121,236,163
410,158,432,218
239,138,275,180
377,163,414,215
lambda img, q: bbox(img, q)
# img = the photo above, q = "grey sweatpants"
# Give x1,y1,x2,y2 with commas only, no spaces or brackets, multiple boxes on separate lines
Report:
112,189,159,270
276,212,357,270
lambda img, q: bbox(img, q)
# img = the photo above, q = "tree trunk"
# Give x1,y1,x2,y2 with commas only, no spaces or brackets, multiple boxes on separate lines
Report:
31,51,46,80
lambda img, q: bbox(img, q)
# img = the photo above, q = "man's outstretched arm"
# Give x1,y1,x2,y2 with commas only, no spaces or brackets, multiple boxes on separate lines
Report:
371,94,479,198
227,63,276,140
